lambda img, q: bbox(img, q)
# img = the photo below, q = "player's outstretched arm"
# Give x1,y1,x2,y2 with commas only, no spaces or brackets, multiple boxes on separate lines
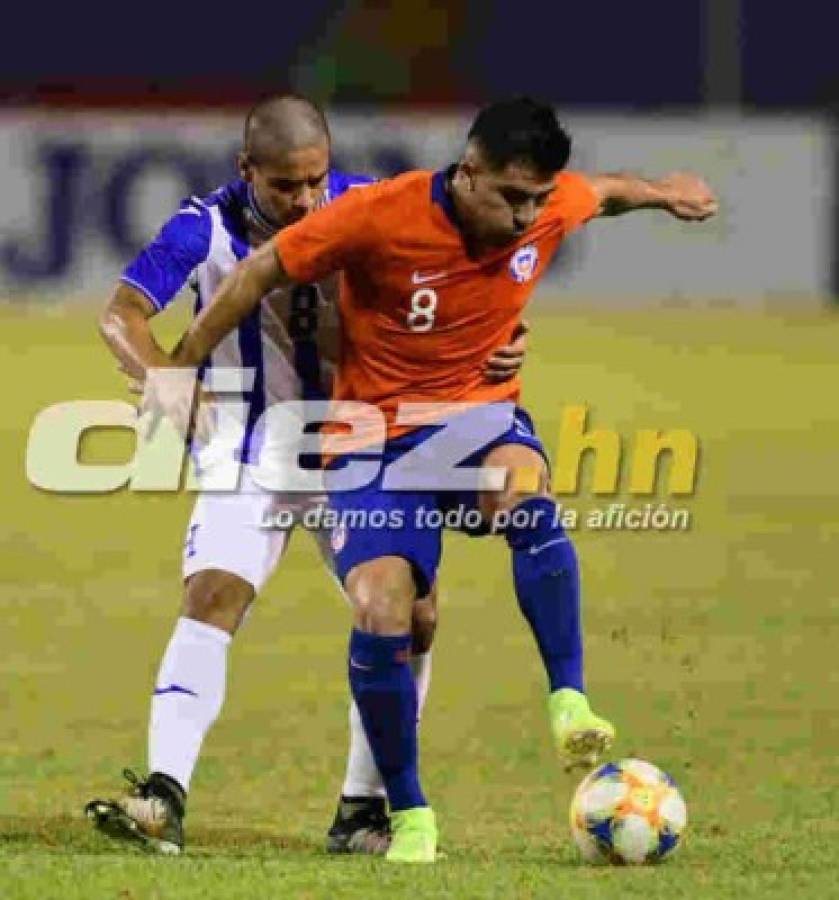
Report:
589,172,718,221
173,240,289,366
99,284,174,386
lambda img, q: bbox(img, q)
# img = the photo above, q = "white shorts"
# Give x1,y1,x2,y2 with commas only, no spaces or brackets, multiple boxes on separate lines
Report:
181,468,335,592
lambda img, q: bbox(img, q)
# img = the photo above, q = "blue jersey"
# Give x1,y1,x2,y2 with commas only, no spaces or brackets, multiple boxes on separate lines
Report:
121,170,374,465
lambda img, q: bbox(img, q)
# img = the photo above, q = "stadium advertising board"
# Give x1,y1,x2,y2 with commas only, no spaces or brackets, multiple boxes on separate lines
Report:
0,111,830,305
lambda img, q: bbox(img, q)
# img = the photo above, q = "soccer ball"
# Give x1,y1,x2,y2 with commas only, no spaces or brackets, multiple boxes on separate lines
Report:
569,758,687,865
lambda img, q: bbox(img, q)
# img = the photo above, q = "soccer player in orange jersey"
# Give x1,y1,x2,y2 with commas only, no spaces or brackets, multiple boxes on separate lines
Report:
173,97,717,863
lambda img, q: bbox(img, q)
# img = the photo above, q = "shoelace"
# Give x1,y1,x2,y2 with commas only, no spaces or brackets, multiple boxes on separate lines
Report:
122,768,152,799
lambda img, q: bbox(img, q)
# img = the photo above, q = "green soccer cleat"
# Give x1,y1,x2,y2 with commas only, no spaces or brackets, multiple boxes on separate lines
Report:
85,769,185,855
549,688,615,772
385,806,438,863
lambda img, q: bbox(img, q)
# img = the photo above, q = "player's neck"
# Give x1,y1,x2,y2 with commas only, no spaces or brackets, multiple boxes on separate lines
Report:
244,184,281,245
446,171,489,259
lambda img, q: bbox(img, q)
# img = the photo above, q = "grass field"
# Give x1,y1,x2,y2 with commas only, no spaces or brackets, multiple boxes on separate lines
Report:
1,302,838,898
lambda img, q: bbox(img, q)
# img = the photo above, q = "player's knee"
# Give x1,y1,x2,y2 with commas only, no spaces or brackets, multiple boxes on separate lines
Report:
347,557,416,635
411,596,438,654
483,485,553,536
182,570,255,635
503,496,578,575
492,486,548,518
479,444,550,525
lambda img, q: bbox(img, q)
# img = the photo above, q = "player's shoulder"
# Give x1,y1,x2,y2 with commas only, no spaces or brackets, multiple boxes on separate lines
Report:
187,178,254,246
196,178,249,216
152,188,216,254
327,169,377,201
343,169,433,210
543,170,600,227
319,171,434,230
549,171,598,210
159,179,244,231
381,169,434,196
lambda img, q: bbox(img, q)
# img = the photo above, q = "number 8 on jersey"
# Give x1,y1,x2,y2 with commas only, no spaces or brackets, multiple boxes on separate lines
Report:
407,287,438,333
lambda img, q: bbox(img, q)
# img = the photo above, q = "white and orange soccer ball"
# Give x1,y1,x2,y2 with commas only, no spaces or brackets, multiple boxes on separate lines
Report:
569,758,687,865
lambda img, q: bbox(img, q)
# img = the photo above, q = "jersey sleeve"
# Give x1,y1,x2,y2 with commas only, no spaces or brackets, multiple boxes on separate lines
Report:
328,168,377,198
274,183,378,284
552,171,600,235
120,199,212,311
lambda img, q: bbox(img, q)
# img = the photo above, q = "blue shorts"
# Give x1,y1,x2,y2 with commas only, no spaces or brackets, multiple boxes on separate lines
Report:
325,403,548,596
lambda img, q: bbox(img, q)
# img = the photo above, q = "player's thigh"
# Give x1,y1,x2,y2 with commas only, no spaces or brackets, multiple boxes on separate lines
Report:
328,477,442,601
477,442,551,522
182,479,292,602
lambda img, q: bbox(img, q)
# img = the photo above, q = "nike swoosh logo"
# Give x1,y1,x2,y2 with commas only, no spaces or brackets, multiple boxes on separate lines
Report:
153,684,198,697
411,270,448,285
528,537,569,555
349,658,374,671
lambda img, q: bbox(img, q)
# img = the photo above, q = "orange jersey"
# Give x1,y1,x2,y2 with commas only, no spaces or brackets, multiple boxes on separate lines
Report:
274,168,598,438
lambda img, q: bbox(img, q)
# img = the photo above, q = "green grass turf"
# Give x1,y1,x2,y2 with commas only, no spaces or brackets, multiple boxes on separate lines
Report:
1,302,838,898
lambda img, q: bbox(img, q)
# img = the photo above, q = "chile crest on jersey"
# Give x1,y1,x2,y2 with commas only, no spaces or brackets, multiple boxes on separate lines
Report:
508,243,539,283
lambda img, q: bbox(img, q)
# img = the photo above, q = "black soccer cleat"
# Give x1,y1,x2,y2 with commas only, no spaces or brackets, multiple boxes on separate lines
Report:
85,769,186,855
326,795,391,854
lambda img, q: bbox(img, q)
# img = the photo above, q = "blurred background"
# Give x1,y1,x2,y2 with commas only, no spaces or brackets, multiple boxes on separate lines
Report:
0,0,836,305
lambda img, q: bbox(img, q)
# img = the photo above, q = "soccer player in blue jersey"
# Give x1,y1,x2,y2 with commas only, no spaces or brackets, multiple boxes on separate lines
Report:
84,96,528,855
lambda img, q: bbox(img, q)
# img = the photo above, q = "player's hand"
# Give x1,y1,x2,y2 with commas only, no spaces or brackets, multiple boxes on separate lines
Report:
138,367,216,444
483,321,530,383
116,362,145,397
659,172,718,221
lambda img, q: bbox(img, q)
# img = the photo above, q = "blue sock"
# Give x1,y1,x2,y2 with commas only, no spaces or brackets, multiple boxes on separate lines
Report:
348,629,426,811
505,496,584,693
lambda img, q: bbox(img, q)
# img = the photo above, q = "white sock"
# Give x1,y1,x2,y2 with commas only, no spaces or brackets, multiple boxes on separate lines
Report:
148,616,231,792
341,651,432,799
410,650,432,716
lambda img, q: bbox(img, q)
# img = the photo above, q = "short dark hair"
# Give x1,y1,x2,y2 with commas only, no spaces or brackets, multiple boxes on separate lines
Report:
243,94,330,162
467,97,571,174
